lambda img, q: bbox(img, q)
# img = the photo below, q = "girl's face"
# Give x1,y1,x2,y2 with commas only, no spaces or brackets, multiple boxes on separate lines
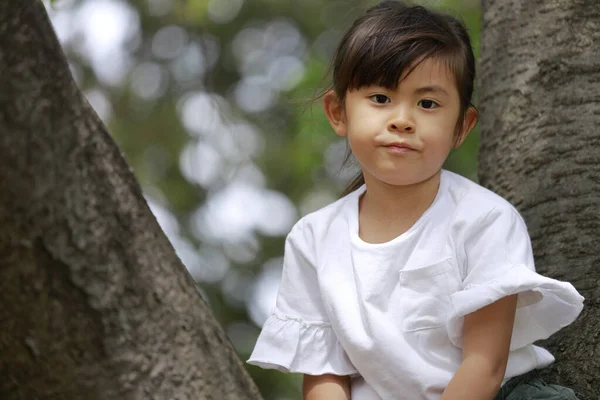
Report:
325,58,476,188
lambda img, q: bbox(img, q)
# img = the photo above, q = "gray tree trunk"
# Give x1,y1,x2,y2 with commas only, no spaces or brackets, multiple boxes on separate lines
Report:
0,1,262,399
479,0,599,397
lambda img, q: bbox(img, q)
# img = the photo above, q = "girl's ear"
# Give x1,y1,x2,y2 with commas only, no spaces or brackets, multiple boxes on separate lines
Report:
454,106,478,148
323,90,347,137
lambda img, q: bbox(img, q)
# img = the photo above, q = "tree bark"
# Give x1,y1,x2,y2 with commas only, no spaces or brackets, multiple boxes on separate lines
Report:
0,1,261,399
479,0,600,397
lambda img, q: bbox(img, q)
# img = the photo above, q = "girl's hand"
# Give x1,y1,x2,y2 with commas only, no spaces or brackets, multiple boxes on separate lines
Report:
303,374,351,400
441,294,518,400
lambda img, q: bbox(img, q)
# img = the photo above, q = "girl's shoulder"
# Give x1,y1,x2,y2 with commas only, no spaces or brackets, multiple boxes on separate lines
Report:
441,170,530,244
443,170,523,223
287,186,361,245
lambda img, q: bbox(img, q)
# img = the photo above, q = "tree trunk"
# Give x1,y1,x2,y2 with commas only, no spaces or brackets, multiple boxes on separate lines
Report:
0,1,261,399
479,0,600,397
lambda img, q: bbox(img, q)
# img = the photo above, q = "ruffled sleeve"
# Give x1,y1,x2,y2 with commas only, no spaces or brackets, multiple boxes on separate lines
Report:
248,311,357,375
247,220,357,375
447,205,584,350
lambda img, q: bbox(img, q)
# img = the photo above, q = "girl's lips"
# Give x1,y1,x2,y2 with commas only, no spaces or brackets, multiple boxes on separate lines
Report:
384,143,415,153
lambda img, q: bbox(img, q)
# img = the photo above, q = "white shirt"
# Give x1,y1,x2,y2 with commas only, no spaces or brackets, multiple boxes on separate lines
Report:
248,170,584,399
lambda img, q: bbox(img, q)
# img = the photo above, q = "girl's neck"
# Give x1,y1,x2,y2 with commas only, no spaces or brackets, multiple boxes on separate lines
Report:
357,171,442,244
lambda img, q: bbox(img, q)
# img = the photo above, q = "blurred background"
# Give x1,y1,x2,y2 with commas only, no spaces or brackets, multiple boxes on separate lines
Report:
45,0,480,397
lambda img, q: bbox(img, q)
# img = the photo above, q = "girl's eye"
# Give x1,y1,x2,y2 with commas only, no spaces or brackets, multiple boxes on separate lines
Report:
418,99,438,109
370,94,390,104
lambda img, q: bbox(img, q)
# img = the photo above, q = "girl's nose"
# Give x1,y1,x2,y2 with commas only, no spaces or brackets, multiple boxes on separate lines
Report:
388,115,415,134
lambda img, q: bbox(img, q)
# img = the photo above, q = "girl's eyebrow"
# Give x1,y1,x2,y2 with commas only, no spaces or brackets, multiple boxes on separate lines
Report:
414,86,450,96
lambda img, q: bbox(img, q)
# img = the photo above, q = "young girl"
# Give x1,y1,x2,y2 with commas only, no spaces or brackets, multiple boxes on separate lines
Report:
248,2,584,399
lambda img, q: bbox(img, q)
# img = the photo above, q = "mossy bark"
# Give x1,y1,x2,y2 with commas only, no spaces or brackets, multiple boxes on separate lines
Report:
0,1,261,399
479,0,600,397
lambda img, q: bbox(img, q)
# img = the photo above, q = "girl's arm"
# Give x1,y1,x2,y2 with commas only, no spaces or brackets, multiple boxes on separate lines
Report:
303,374,351,400
441,294,518,400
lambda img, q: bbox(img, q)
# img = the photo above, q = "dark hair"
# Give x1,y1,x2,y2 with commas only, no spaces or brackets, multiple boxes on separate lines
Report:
329,1,477,197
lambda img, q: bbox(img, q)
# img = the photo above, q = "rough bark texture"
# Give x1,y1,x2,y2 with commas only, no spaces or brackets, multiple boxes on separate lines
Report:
479,0,600,397
0,1,262,399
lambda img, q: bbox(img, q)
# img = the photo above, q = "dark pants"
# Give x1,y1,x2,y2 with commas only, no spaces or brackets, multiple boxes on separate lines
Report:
494,370,580,400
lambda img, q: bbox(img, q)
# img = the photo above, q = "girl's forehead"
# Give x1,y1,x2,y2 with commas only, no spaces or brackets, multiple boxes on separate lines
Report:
399,58,456,88
346,54,461,98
